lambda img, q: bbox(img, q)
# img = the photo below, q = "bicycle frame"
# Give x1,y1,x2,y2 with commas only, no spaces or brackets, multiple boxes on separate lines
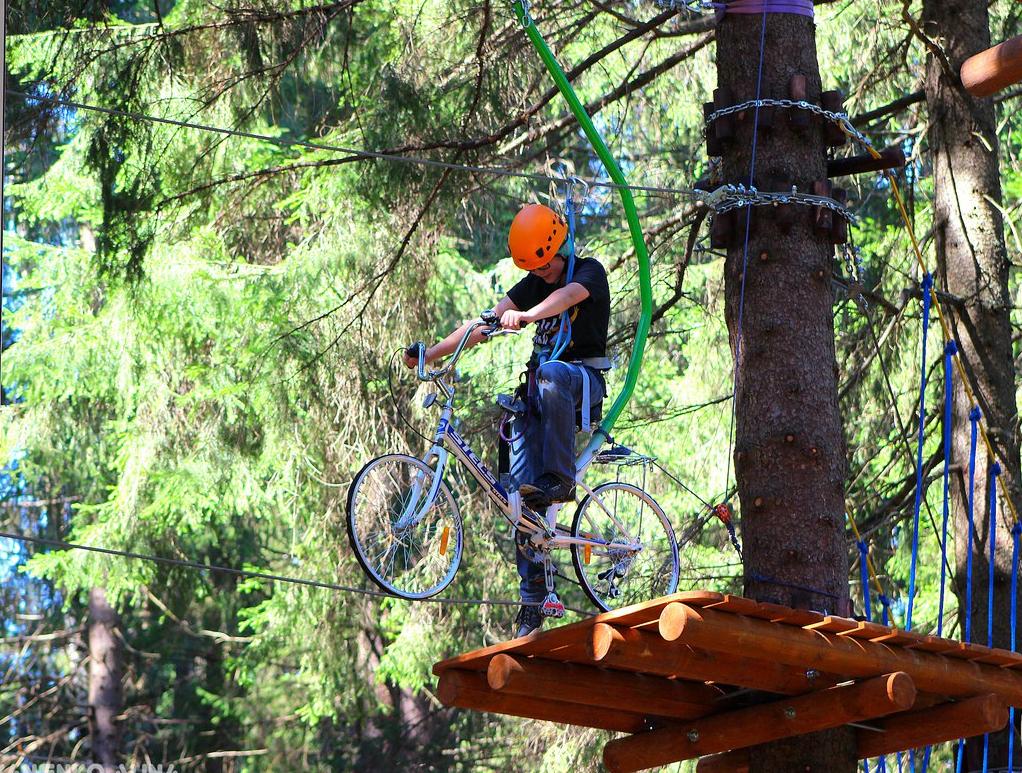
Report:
407,318,643,556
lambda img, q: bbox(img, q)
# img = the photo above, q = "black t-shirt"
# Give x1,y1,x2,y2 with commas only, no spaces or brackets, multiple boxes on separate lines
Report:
506,257,610,362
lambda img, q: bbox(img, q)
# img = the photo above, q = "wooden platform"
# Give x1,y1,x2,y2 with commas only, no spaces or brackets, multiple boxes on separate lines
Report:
432,591,1020,772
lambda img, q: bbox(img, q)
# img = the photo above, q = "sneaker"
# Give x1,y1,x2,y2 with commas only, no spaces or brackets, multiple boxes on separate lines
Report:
514,604,544,638
519,474,576,508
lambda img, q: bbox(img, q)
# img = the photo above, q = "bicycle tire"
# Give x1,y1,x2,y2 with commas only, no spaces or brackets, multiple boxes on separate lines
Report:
346,453,463,599
569,482,679,612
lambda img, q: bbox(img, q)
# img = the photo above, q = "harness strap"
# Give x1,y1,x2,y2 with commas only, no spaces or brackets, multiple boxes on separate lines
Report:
579,364,592,433
570,356,612,371
544,360,594,432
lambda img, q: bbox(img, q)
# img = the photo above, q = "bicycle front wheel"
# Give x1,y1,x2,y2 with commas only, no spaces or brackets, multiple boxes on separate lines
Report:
570,482,679,612
346,454,463,599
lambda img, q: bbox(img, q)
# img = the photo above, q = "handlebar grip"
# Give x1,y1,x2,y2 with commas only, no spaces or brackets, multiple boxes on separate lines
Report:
405,343,423,359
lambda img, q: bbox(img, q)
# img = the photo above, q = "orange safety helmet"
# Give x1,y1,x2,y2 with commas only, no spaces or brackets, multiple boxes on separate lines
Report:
508,203,567,270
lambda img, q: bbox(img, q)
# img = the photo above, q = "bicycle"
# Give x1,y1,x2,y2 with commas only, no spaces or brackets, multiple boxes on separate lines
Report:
345,310,680,616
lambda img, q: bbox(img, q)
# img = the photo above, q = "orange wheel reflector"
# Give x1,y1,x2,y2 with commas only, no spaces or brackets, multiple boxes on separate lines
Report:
439,526,450,556
584,544,592,565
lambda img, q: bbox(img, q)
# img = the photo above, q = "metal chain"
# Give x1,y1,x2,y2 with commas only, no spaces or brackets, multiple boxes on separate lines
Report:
840,242,870,310
697,183,857,224
705,98,875,150
655,0,716,13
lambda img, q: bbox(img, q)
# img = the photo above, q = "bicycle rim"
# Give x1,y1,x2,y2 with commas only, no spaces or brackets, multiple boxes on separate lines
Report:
569,482,679,612
346,454,463,599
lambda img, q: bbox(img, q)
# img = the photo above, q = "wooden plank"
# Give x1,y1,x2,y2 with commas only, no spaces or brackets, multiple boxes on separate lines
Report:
656,603,1022,705
961,34,1022,97
590,623,836,695
805,616,861,634
755,603,825,627
436,668,658,734
976,648,1022,667
487,654,721,720
836,620,893,640
869,630,923,647
602,673,917,772
941,641,997,662
857,694,1008,758
703,595,766,617
904,635,960,655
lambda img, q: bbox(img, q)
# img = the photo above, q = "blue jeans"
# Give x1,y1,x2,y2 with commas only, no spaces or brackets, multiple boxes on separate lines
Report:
508,361,605,603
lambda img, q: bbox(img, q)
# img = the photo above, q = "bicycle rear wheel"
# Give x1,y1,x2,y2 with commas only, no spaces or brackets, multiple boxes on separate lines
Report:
569,482,679,612
346,454,463,599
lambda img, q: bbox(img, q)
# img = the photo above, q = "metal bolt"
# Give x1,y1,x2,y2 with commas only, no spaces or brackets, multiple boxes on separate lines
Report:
806,669,820,680
784,707,797,720
687,729,700,743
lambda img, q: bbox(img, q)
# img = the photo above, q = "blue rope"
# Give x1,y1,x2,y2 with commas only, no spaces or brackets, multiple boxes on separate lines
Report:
906,273,933,631
876,593,892,773
938,340,957,634
964,406,981,644
955,406,981,773
722,7,768,500
858,539,884,773
858,540,872,621
548,183,577,362
1009,522,1021,773
922,339,956,773
981,461,1001,773
986,462,1001,649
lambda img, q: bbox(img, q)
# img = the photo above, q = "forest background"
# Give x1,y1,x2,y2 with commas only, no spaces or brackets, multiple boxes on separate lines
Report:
1,0,1020,770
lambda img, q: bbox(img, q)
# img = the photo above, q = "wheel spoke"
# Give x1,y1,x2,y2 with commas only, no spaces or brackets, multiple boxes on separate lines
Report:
570,482,678,612
347,455,462,599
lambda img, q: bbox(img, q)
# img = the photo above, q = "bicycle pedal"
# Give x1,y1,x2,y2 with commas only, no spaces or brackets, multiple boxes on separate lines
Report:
541,593,565,618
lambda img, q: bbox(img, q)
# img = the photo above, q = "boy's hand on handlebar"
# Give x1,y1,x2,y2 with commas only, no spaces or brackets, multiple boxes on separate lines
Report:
500,309,533,330
403,343,424,369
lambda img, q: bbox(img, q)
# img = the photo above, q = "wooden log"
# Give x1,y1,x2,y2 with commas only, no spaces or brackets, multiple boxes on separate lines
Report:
486,654,721,720
821,90,847,146
437,668,657,734
856,693,1008,758
961,35,1022,98
766,176,795,233
693,694,986,767
697,751,749,773
713,87,735,144
788,74,810,129
830,188,848,245
705,102,724,156
602,673,916,773
711,210,735,249
432,590,727,676
589,623,835,695
827,146,906,178
811,180,833,236
657,603,1022,705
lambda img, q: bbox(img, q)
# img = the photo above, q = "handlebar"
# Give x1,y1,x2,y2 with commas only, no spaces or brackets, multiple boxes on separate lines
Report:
407,310,522,382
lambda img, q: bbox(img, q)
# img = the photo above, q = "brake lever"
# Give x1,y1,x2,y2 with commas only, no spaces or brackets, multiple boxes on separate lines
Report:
481,327,519,339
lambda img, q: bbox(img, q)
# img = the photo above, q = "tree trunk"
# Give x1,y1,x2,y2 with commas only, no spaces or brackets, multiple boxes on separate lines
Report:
715,11,855,773
922,2,1022,768
88,587,123,772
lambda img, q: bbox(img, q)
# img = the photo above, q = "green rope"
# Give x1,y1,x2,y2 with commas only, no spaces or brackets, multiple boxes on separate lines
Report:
510,1,654,456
